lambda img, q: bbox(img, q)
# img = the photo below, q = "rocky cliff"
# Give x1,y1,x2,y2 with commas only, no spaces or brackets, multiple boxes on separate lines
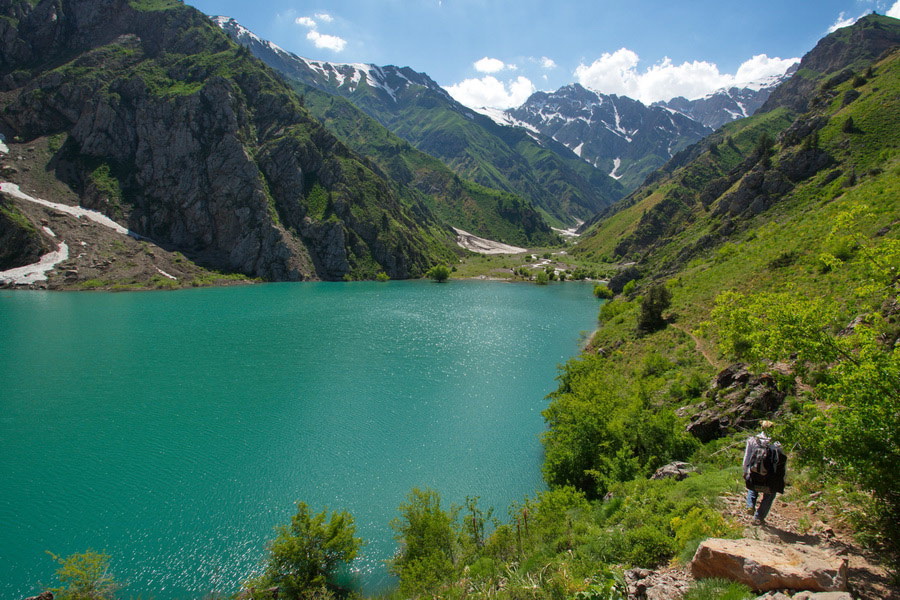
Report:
0,0,455,281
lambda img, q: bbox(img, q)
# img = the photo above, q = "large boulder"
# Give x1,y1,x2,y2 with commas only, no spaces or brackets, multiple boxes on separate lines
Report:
691,538,848,593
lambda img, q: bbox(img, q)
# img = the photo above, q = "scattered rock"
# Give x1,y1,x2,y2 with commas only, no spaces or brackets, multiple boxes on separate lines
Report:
650,461,696,481
23,593,53,600
790,592,854,600
691,538,848,593
625,567,691,600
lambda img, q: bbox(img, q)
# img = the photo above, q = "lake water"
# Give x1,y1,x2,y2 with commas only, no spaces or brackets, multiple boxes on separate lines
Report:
0,281,598,599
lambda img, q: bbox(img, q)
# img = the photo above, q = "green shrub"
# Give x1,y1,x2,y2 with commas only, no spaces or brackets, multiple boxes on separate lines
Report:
48,550,119,600
246,502,361,597
623,525,675,567
593,284,613,299
426,265,451,282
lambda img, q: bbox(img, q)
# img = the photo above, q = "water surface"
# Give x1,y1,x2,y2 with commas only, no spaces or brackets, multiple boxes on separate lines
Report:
0,281,597,598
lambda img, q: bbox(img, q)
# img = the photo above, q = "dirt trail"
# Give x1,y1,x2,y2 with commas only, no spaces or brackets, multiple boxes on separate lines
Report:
672,322,727,371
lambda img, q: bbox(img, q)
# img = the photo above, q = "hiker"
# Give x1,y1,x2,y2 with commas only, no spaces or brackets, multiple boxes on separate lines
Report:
742,420,787,526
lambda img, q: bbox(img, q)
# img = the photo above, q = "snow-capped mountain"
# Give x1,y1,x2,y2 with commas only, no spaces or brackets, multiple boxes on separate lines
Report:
214,17,453,106
498,84,712,190
654,66,798,130
215,16,625,223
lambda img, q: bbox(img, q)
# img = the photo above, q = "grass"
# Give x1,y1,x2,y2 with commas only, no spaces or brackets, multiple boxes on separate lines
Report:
682,578,754,600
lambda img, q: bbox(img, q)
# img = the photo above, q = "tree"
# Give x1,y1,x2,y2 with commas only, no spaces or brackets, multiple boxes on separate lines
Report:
250,502,362,598
48,550,119,600
637,284,671,332
389,488,457,596
535,270,550,285
426,265,451,282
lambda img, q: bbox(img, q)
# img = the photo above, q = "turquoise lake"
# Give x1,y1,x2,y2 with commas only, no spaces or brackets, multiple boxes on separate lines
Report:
0,281,599,599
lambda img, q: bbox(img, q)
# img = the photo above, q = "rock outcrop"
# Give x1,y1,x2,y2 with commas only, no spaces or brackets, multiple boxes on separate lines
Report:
691,538,849,593
0,0,453,281
650,461,696,481
684,364,786,442
0,197,50,269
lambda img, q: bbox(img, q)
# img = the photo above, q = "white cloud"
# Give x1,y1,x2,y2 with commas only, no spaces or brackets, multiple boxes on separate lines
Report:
474,57,507,73
307,30,347,52
574,48,798,104
887,1,900,18
540,57,557,70
445,75,536,109
827,11,861,33
315,12,334,23
296,16,316,28
734,54,799,86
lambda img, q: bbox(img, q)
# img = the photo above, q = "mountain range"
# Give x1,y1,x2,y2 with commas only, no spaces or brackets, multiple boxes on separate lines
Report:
215,16,626,227
216,16,794,206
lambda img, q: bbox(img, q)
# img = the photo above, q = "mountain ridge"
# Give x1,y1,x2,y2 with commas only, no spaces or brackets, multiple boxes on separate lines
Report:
216,16,625,226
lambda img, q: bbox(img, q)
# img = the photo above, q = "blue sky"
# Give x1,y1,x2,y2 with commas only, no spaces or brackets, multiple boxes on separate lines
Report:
186,0,900,108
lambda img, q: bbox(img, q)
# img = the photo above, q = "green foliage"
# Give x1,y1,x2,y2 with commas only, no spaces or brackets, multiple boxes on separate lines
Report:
535,270,550,285
704,207,900,562
389,488,457,596
637,284,671,333
621,279,636,296
682,578,754,600
375,272,390,282
572,568,627,600
598,298,632,324
248,502,361,598
48,550,119,600
593,284,613,299
426,264,451,282
542,354,699,497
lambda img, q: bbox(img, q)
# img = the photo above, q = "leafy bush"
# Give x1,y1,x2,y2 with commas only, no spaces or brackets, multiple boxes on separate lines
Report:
246,502,361,598
426,265,451,282
593,284,613,299
48,550,119,600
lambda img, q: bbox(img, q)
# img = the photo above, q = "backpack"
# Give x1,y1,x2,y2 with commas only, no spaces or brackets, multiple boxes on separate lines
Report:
746,437,785,492
748,441,773,477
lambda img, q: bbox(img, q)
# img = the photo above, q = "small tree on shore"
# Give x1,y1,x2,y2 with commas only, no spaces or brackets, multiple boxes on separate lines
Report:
426,265,451,282
48,550,119,600
248,502,362,598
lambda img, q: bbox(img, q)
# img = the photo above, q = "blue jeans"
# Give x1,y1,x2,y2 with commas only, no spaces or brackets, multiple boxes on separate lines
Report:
746,489,776,521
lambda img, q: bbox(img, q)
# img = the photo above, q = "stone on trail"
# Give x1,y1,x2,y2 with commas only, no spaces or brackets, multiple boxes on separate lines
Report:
650,461,696,481
691,538,848,592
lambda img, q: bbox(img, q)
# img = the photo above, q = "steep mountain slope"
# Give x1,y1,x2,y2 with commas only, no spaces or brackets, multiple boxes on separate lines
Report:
502,84,712,191
298,86,557,247
654,67,795,130
0,0,458,283
215,17,624,227
575,14,900,275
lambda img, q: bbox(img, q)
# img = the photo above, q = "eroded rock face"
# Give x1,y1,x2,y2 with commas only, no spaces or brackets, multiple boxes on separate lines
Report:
0,197,50,269
0,0,446,281
684,364,786,442
691,538,849,593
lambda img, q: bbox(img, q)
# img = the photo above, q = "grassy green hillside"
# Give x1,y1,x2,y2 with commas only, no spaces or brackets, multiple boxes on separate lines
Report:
297,83,559,248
